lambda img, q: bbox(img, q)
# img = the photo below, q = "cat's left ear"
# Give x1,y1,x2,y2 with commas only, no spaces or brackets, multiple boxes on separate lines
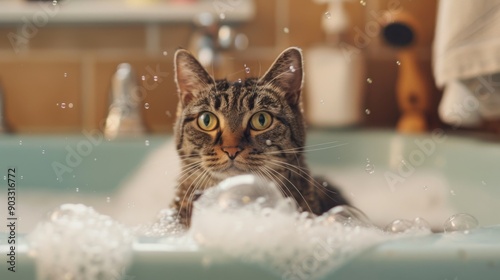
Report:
258,47,304,106
174,49,214,107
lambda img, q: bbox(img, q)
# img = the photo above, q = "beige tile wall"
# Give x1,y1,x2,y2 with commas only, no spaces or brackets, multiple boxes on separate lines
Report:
0,0,440,134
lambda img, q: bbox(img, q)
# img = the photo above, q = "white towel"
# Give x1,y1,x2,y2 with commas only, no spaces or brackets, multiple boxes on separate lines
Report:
433,0,500,87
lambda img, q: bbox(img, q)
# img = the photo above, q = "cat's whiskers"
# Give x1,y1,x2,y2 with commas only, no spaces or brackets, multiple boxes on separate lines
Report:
176,161,203,183
185,168,211,220
175,166,209,223
253,166,294,200
267,159,341,199
264,141,349,155
260,164,313,213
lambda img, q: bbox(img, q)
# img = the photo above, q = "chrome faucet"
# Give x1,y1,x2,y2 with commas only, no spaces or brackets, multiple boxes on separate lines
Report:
104,63,146,140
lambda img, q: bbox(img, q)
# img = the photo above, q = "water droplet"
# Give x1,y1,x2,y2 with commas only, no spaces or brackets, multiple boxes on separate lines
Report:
68,103,73,109
106,197,111,203
413,217,431,231
60,102,66,109
145,140,150,146
153,75,158,82
283,27,289,34
365,109,371,115
3,176,6,180
360,0,366,6
52,0,58,6
289,65,296,72
443,213,479,233
324,11,332,20
63,72,68,77
481,180,487,185
322,181,328,187
42,149,45,154
19,140,23,146
320,99,324,104
365,158,375,174
219,13,226,20
396,60,401,66
162,51,168,56
244,64,250,74
366,78,373,84
144,103,150,109
141,75,146,81
237,78,242,83
423,185,428,190
76,188,79,192
20,175,23,180
450,189,456,196
385,219,413,233
266,139,272,146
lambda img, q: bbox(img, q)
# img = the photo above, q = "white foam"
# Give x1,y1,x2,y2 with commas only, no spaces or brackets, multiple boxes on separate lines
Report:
189,175,392,279
28,204,134,280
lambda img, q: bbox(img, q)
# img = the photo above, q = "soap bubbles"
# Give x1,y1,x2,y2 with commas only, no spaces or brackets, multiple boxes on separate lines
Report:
194,174,284,212
318,205,372,228
29,204,134,280
443,213,479,233
384,217,431,234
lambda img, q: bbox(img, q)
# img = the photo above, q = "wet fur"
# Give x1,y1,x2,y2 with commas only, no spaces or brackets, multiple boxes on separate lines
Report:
171,47,348,226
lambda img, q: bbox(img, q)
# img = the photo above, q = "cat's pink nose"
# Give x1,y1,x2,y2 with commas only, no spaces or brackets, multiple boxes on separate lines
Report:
221,146,242,160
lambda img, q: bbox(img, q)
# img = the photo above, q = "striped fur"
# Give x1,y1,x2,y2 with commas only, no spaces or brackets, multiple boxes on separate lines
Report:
171,47,348,226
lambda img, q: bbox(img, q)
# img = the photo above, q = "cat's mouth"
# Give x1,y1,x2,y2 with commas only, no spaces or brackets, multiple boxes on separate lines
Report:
209,161,249,179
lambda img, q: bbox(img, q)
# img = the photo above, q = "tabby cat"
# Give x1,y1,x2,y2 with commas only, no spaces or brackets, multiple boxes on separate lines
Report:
172,47,348,226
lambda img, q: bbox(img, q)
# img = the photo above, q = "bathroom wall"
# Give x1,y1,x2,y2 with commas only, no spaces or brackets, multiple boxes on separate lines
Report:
0,0,439,134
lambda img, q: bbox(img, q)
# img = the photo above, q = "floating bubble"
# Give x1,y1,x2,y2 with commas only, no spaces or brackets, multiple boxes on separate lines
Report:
162,51,168,56
443,213,479,233
76,188,79,192
60,102,66,109
396,60,401,66
384,219,414,233
52,0,58,6
289,65,296,73
283,27,289,34
366,78,373,84
324,11,332,20
481,180,486,185
20,175,23,179
365,158,375,174
42,149,46,155
144,103,150,109
141,75,146,81
153,75,158,82
244,64,250,74
219,13,226,20
412,217,431,231
19,140,23,146
106,197,111,203
320,99,324,104
360,0,366,6
63,72,67,77
237,78,242,84
68,103,73,109
195,175,284,212
365,109,371,115
266,139,272,146
450,189,456,196
319,205,373,228
322,181,328,187
145,140,150,146
3,176,6,180
423,185,428,190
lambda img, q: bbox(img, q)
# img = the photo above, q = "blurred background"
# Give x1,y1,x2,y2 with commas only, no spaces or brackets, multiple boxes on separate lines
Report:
0,0,440,134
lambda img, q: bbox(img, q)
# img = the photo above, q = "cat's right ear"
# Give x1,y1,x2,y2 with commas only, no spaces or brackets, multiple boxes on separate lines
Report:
174,49,214,107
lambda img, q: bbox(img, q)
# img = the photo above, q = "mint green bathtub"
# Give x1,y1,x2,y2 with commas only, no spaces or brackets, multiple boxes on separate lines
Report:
1,129,499,279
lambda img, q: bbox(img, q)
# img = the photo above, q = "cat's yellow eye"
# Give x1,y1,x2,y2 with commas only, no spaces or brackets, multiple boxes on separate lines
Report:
250,112,273,131
197,112,218,131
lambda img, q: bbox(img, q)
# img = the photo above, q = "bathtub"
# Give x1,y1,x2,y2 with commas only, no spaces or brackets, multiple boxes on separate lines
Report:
1,129,500,279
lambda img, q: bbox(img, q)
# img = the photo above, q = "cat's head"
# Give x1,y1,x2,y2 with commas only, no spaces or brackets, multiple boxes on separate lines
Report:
173,47,306,180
